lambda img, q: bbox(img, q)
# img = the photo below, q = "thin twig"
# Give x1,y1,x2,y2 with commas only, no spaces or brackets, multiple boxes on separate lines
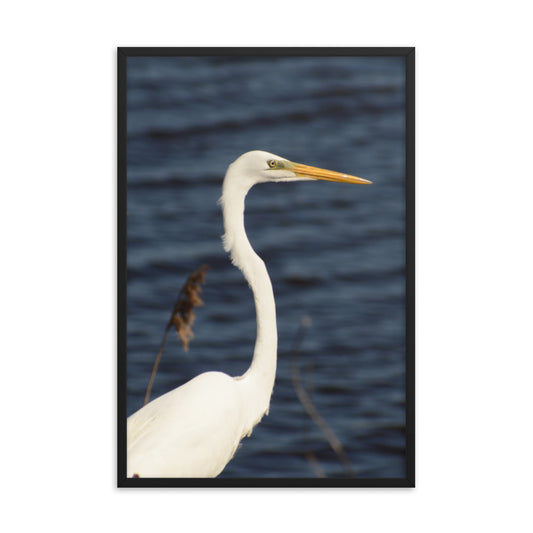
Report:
290,315,354,477
143,328,171,406
143,264,209,406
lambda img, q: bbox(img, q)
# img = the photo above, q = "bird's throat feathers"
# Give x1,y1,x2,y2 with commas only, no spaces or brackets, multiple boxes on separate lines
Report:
219,185,267,293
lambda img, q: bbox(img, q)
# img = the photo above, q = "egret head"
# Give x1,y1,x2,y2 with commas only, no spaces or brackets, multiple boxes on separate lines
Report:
226,150,372,189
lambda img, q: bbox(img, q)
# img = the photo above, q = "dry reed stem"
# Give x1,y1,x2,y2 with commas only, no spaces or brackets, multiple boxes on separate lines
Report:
290,315,354,477
143,264,209,406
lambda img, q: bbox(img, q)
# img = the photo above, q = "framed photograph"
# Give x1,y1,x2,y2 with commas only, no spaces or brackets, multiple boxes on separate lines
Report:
118,47,415,487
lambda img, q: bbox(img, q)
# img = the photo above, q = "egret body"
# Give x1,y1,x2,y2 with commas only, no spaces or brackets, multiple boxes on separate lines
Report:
127,150,371,478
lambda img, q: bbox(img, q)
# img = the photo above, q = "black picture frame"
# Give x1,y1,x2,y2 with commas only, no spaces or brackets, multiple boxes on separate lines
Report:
118,47,415,488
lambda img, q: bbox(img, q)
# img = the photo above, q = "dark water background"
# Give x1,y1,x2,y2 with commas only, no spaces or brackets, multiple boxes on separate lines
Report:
126,55,406,478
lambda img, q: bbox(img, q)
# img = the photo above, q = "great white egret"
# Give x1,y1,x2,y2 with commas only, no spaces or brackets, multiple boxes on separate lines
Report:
127,150,371,478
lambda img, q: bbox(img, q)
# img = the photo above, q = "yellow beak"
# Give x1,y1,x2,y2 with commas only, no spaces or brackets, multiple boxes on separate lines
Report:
291,162,372,185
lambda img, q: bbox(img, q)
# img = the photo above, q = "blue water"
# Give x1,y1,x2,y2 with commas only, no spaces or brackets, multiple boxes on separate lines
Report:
126,55,406,478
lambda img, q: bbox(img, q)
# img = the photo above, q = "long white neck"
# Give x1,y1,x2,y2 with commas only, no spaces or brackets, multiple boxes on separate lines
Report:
220,177,277,432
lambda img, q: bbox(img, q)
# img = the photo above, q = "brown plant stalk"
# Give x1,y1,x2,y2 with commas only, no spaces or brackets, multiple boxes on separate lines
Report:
143,264,209,406
290,315,354,477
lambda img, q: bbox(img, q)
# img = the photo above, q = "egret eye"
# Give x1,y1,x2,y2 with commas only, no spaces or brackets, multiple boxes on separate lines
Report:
267,159,277,168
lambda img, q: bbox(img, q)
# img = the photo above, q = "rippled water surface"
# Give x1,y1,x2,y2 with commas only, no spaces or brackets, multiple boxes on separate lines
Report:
126,55,407,478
